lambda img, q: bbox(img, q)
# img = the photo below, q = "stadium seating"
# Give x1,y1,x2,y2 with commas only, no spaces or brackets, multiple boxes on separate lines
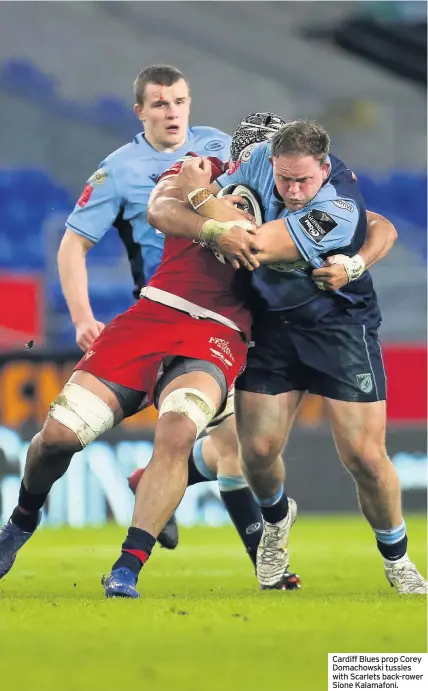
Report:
0,58,425,345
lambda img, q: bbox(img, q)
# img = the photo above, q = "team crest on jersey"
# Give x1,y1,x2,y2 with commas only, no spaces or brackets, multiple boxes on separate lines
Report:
333,199,354,213
356,373,373,394
205,140,225,152
90,169,106,185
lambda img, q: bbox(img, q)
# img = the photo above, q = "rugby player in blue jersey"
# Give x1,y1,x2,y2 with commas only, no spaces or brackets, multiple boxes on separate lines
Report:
148,117,426,594
56,66,273,568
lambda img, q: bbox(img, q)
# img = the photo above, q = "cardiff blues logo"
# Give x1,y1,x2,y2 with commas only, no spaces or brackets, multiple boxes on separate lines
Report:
205,140,225,152
356,373,373,393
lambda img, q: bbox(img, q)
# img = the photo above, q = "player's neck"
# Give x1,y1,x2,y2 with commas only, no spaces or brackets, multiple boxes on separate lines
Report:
143,133,187,154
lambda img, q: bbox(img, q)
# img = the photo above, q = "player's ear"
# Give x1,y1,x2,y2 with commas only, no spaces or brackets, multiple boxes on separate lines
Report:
321,162,329,180
134,103,145,123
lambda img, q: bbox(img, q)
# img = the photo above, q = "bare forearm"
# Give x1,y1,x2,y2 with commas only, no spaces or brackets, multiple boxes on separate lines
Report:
148,194,205,240
361,211,398,269
256,220,301,263
58,230,94,324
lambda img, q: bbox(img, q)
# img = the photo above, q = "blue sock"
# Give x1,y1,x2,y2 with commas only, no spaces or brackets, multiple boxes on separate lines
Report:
374,520,408,561
254,486,289,524
188,438,217,485
218,476,263,567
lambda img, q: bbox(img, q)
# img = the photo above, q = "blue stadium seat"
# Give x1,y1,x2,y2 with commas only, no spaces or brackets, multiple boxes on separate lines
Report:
0,170,73,270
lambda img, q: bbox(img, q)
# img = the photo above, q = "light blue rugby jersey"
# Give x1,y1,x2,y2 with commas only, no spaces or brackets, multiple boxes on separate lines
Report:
216,141,379,321
67,127,231,296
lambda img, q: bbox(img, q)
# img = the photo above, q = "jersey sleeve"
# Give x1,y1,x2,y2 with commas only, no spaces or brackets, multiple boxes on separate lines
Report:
215,142,265,189
66,164,122,243
285,198,360,267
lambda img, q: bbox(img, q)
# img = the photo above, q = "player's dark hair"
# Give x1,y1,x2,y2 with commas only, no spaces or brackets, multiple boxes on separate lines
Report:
134,65,189,104
271,119,330,164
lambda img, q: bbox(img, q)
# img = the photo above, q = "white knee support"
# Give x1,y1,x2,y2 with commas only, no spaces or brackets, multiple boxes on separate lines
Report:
49,382,115,447
208,387,235,429
158,388,217,439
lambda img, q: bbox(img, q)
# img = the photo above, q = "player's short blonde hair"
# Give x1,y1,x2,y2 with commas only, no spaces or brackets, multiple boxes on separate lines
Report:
271,119,330,164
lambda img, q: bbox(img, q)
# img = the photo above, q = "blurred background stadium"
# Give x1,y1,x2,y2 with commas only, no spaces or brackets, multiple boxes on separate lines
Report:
0,0,426,528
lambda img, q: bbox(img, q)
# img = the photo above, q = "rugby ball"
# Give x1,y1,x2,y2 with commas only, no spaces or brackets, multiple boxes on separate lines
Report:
217,184,263,227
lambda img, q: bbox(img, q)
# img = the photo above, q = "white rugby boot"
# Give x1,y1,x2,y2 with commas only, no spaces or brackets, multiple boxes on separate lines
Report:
257,497,300,590
384,559,428,594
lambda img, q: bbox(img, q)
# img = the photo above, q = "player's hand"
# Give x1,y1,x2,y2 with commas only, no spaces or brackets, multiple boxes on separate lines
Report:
178,156,212,194
214,226,262,270
198,194,255,223
75,319,105,352
312,255,349,291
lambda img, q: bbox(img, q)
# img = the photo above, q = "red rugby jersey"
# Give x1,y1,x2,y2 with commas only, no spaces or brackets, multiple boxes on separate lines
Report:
148,154,252,339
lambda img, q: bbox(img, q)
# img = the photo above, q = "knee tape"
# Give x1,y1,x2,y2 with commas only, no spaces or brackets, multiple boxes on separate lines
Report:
158,388,217,439
49,382,115,447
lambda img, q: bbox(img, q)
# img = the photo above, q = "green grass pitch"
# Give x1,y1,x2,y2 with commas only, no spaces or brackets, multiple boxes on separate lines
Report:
0,515,426,691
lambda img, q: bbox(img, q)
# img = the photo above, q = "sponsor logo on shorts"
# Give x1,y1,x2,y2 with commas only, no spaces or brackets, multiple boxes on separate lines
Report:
246,522,262,535
84,349,95,360
205,140,225,152
77,184,94,207
298,210,338,243
356,373,373,393
333,199,355,213
209,337,234,363
210,348,232,367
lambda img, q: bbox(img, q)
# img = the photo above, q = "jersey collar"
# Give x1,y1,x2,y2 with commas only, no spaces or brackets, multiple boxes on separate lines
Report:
133,130,194,158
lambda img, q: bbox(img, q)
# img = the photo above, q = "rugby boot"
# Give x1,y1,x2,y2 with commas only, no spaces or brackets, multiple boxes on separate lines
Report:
257,498,298,588
0,512,41,579
385,559,428,594
102,567,140,598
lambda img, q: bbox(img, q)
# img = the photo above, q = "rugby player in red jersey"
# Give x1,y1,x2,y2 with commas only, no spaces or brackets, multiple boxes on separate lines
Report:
0,113,301,599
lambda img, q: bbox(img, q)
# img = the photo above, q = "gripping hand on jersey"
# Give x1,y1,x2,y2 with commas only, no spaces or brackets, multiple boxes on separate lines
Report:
180,157,255,224
312,254,365,291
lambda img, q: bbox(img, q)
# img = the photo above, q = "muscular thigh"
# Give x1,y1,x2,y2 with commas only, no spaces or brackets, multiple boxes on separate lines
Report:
235,389,304,457
325,397,387,468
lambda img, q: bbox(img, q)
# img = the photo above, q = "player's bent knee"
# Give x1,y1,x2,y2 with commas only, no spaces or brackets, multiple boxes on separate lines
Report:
240,435,283,467
37,420,82,457
48,382,115,448
155,413,198,460
158,387,217,439
344,446,390,483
